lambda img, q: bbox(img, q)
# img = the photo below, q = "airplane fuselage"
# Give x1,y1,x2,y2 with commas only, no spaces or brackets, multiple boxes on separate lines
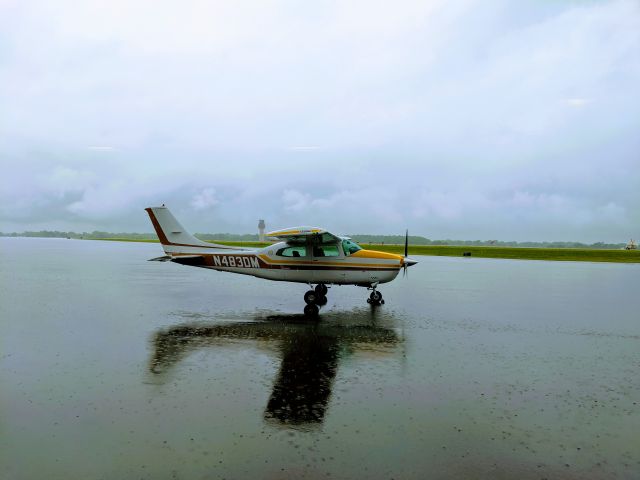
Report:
169,242,402,286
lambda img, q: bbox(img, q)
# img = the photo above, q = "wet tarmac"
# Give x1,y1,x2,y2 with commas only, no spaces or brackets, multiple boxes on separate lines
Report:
1,237,639,479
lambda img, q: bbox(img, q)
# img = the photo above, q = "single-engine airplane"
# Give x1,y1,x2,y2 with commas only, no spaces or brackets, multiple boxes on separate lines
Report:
145,206,418,315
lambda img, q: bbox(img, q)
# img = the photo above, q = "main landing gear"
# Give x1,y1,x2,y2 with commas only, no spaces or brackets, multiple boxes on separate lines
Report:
303,284,328,316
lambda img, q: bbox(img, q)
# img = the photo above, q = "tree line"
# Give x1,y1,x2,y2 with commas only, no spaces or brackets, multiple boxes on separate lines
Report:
0,230,627,249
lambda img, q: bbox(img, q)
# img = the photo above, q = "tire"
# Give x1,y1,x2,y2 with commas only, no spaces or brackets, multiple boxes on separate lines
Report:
304,290,317,305
315,284,328,295
316,294,327,306
370,291,383,302
304,303,319,316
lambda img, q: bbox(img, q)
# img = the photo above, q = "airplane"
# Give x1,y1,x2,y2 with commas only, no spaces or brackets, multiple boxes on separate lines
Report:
145,205,418,315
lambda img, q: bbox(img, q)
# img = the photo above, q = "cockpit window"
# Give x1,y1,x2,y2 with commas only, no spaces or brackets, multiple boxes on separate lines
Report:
276,246,306,257
342,239,362,256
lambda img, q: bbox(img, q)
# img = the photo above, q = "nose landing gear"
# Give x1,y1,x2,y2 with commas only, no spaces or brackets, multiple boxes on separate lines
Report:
367,287,384,306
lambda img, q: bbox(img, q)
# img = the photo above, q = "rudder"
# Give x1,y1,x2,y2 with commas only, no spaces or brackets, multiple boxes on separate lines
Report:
145,206,213,248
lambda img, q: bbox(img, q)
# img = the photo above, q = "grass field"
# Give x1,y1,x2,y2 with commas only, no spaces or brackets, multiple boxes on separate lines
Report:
91,237,640,263
366,244,640,263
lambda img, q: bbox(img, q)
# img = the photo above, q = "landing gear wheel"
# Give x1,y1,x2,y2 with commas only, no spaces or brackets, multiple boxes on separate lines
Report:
368,290,384,306
304,303,319,316
316,294,328,306
315,284,328,296
304,290,318,305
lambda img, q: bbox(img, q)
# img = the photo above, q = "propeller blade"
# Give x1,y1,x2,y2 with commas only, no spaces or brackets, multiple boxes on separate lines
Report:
404,229,409,258
402,229,409,278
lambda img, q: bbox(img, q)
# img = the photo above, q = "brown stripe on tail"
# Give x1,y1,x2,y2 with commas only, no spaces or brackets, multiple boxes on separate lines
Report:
145,207,171,245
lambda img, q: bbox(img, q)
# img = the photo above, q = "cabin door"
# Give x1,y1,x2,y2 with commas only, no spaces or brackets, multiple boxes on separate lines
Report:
310,236,346,283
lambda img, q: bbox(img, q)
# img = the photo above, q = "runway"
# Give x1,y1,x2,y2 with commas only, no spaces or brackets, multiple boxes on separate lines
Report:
1,237,638,479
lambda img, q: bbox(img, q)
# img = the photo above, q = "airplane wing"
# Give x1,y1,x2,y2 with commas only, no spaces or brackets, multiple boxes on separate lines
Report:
169,255,207,266
266,226,341,243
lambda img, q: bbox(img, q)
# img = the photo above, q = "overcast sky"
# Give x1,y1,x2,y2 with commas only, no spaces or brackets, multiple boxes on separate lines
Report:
1,0,638,241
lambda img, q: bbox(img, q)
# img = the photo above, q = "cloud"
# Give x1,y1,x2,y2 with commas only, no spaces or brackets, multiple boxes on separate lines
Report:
190,187,219,211
67,181,133,217
0,0,638,241
279,187,402,232
288,146,321,151
282,189,311,213
565,98,592,108
43,166,96,197
87,146,116,151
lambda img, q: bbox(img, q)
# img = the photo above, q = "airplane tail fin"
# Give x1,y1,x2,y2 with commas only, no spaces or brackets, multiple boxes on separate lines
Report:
145,205,235,254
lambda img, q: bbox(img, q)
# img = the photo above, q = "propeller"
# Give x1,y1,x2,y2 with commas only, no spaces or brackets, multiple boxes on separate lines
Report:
404,229,409,258
402,229,418,277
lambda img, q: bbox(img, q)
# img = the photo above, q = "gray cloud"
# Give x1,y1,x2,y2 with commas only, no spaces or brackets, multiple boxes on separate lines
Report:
1,0,638,242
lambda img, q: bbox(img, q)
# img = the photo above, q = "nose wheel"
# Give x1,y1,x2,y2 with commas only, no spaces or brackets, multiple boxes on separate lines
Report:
367,289,384,306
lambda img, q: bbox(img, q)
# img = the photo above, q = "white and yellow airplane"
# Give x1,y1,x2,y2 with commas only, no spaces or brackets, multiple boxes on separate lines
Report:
145,205,417,315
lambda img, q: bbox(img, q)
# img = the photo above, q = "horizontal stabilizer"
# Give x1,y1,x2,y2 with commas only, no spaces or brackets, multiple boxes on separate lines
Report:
148,255,172,262
170,255,207,266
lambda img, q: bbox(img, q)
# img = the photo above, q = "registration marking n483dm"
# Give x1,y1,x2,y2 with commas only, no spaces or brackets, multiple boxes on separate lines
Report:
213,255,260,268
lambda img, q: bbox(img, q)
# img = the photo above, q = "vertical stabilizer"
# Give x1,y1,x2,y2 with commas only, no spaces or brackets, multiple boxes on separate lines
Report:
145,206,216,249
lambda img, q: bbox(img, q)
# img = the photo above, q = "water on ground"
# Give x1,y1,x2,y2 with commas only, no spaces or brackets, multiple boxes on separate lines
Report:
1,238,638,479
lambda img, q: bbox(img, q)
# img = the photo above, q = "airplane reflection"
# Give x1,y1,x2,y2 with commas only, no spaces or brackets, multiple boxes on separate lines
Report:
149,309,402,428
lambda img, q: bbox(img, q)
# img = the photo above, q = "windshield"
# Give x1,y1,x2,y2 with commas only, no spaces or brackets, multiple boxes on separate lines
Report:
341,238,362,256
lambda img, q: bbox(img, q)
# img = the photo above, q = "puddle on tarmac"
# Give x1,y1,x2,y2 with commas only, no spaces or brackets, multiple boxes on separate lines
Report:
1,238,638,479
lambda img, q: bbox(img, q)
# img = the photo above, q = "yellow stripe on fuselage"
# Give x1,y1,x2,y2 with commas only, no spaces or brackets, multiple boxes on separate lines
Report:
258,254,400,269
351,249,403,261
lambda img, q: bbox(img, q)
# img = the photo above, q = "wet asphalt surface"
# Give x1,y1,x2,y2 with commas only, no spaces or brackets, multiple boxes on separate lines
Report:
1,238,639,479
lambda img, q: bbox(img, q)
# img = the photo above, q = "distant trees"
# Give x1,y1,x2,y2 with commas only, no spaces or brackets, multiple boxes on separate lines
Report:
0,230,157,240
0,230,626,249
349,235,625,249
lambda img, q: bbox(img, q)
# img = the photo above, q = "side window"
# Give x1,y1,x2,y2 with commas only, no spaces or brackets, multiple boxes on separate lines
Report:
313,245,340,257
276,246,306,257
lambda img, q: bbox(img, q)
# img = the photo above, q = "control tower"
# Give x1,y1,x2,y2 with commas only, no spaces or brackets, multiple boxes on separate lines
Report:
258,219,266,242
